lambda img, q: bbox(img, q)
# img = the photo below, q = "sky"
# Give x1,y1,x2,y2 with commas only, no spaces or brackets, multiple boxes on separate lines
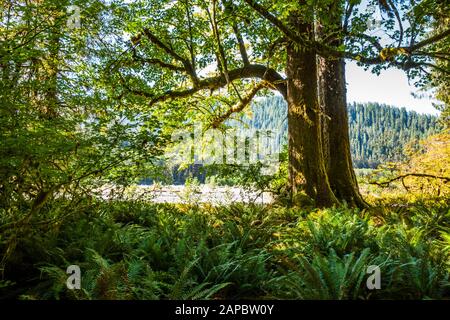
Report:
344,0,440,116
346,61,439,115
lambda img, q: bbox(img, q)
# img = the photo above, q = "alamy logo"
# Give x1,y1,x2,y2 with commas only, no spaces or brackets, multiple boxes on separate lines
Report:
66,265,81,290
67,5,81,30
169,122,281,175
366,265,381,290
366,4,382,29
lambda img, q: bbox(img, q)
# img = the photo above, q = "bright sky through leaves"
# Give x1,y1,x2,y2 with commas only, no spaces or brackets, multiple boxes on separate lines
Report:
346,61,439,115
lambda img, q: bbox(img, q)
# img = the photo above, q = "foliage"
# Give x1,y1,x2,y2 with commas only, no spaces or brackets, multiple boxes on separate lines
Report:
1,198,448,300
269,248,375,299
1,0,449,301
0,0,170,274
363,131,450,200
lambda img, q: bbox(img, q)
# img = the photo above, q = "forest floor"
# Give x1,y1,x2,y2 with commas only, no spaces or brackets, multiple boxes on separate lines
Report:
1,189,448,300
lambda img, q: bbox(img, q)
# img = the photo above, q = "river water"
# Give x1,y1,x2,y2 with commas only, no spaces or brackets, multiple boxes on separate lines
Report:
99,185,273,205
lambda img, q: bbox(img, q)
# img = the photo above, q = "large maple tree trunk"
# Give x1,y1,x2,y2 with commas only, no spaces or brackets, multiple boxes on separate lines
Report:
318,57,368,208
315,2,368,209
285,22,338,207
284,11,366,208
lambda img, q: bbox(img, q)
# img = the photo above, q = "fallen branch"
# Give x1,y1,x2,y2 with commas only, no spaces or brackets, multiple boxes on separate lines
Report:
369,173,450,188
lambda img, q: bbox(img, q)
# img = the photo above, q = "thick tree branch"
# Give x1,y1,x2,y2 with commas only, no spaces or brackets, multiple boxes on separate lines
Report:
142,28,198,84
408,28,450,53
321,27,450,68
210,81,268,128
242,1,382,65
233,23,250,66
148,64,286,106
127,49,185,72
244,1,449,67
142,29,186,63
243,0,304,44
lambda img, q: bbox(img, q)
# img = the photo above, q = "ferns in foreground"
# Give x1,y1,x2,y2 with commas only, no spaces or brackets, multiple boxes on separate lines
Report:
269,249,377,299
1,200,449,300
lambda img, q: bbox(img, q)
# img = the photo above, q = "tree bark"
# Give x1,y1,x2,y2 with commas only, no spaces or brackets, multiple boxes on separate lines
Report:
286,22,338,207
315,0,368,208
318,57,368,208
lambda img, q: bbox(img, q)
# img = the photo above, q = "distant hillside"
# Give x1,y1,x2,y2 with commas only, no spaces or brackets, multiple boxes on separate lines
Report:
242,96,441,168
144,97,441,185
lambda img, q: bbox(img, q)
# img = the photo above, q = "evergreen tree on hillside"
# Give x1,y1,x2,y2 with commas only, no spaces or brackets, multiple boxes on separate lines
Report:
241,97,441,168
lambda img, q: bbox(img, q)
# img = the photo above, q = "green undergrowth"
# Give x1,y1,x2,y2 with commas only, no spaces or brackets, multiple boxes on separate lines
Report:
1,199,449,300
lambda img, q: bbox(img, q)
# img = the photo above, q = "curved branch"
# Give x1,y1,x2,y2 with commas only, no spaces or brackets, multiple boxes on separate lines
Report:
346,32,384,51
148,64,287,106
142,28,198,84
126,50,185,72
233,23,250,66
408,28,450,53
210,81,268,128
387,0,403,47
243,0,304,44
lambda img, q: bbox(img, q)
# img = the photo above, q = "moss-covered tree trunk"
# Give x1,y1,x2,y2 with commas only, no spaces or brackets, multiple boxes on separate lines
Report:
286,21,338,207
316,2,368,209
318,57,368,208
